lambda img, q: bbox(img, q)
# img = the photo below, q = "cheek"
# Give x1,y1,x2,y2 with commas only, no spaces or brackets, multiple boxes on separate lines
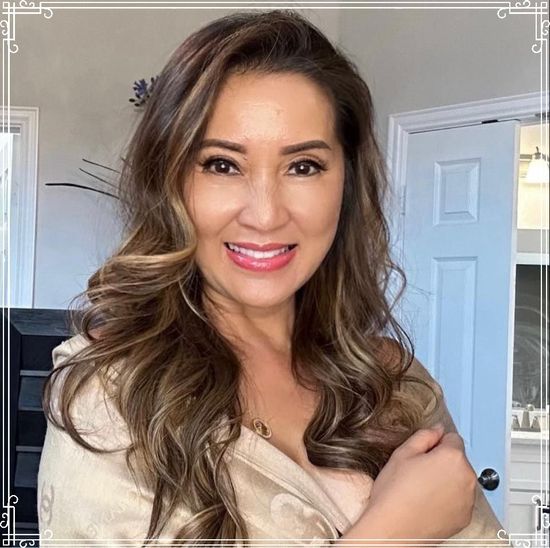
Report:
185,185,236,240
293,183,343,240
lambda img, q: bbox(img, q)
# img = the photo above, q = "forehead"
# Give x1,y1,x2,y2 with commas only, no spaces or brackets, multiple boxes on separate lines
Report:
204,72,337,144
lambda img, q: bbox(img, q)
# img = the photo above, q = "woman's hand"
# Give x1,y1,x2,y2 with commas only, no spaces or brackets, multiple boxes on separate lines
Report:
340,424,478,543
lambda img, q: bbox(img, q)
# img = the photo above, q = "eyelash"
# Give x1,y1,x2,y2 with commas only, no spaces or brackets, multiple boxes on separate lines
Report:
198,156,328,177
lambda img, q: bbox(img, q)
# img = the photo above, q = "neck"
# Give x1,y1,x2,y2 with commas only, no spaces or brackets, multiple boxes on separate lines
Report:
202,287,296,359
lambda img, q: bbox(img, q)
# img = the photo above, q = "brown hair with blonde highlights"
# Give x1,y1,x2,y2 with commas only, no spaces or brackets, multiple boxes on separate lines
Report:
42,9,441,543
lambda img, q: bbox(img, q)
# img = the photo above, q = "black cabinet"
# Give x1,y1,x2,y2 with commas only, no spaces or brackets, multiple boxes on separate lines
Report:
2,308,72,538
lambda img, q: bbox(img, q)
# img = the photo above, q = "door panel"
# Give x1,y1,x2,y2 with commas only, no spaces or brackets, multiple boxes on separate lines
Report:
400,120,520,524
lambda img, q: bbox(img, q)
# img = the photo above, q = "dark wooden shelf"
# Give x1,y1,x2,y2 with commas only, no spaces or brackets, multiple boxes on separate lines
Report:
3,307,73,538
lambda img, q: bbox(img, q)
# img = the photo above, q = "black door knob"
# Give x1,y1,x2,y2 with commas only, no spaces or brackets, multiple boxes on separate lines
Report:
478,468,500,490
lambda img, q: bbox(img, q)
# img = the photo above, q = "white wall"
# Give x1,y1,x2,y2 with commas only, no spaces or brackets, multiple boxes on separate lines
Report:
338,8,540,146
9,7,541,308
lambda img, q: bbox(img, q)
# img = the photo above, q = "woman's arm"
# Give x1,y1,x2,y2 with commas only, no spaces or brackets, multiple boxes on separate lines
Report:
406,357,506,540
333,351,508,547
334,422,479,546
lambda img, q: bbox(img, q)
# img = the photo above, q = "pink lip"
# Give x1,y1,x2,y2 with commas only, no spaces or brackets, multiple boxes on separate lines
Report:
225,244,297,272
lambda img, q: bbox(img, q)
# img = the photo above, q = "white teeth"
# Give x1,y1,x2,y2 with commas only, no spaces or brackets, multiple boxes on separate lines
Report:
226,243,291,259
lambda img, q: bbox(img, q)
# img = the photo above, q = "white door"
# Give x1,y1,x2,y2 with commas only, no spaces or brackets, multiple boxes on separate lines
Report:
399,120,520,525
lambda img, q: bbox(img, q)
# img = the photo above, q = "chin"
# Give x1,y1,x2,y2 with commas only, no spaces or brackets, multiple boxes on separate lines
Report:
232,289,295,309
220,277,295,307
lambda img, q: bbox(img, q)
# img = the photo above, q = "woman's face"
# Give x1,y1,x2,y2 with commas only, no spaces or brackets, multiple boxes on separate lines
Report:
184,71,345,311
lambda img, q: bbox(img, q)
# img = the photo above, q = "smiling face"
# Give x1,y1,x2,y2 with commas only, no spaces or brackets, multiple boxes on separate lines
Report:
183,71,345,314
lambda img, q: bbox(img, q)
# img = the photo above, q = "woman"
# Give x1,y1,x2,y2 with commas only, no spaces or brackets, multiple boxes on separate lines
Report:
38,9,506,546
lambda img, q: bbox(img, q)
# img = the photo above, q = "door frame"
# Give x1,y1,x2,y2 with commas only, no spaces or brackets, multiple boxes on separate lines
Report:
385,91,548,530
1,106,39,308
386,91,547,264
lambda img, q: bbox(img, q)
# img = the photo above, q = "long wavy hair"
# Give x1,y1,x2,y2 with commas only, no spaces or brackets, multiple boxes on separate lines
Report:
42,9,440,544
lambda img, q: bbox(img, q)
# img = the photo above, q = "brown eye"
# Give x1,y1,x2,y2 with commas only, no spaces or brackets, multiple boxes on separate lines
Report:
199,157,327,177
289,159,327,177
199,157,239,176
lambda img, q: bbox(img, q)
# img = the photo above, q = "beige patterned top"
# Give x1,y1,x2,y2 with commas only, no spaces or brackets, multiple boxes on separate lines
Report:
37,334,507,546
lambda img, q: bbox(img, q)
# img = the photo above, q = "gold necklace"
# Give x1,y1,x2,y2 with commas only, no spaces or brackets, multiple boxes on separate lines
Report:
250,417,272,439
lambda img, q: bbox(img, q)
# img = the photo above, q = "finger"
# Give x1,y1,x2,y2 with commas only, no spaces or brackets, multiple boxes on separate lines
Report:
396,426,446,458
431,432,466,454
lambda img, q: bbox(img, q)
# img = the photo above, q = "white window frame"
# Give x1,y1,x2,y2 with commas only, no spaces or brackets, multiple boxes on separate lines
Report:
1,106,39,308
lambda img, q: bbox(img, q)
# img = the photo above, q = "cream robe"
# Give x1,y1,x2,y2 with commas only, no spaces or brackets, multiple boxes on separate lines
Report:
37,334,508,546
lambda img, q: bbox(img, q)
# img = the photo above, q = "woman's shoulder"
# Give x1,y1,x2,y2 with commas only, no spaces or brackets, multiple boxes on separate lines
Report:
51,332,90,364
51,328,107,366
48,332,130,451
373,335,439,383
40,334,193,539
374,335,455,432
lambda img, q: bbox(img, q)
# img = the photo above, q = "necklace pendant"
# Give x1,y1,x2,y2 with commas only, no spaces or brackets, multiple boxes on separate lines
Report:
251,417,272,439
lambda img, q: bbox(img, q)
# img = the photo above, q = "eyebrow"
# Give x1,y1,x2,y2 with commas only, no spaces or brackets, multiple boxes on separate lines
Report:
198,139,332,155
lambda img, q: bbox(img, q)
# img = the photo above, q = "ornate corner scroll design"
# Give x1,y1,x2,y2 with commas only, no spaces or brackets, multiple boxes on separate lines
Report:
15,534,41,547
532,493,550,533
497,0,540,18
0,494,18,547
506,532,550,548
1,0,53,54
497,0,549,54
496,528,515,546
1,2,18,54
513,539,533,548
503,496,550,547
532,2,549,53
9,0,53,18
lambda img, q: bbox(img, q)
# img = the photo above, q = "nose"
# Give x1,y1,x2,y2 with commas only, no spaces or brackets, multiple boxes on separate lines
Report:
238,175,290,232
